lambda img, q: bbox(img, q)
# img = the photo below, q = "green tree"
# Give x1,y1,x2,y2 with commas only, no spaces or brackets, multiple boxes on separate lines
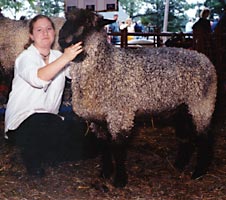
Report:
204,0,225,19
123,0,193,32
120,0,145,17
0,0,24,19
0,0,64,19
32,0,64,16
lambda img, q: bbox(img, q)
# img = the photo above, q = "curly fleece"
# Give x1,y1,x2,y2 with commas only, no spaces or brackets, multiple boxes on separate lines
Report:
60,10,217,140
0,17,65,70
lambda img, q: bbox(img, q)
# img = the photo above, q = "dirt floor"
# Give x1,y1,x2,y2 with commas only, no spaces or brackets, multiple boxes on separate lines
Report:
1,93,226,199
1,33,226,198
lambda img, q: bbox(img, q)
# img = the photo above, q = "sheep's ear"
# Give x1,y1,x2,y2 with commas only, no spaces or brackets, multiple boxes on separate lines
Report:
97,18,116,28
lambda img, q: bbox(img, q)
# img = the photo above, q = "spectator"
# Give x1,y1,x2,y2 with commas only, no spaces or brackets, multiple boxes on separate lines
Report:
185,18,194,33
214,5,226,33
108,13,120,45
211,17,219,31
192,8,211,33
125,18,135,41
192,8,212,59
134,21,143,33
134,21,143,39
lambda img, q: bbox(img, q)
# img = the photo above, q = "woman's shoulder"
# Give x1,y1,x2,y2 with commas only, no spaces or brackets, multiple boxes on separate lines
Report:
16,47,35,60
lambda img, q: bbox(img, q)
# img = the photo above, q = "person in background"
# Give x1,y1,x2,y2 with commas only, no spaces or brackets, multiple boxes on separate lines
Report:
192,8,212,59
108,13,120,45
214,5,226,33
185,18,194,33
134,21,144,39
192,8,212,33
125,18,135,41
211,17,219,32
4,14,83,177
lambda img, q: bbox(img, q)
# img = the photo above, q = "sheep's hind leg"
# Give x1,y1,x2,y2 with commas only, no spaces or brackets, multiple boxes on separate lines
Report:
191,131,214,179
173,105,196,171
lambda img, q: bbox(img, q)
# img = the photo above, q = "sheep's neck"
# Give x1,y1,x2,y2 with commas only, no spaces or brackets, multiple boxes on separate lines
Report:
85,32,110,54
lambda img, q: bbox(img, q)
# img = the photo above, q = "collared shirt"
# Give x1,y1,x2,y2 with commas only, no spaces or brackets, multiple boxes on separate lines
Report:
108,22,120,44
4,44,70,136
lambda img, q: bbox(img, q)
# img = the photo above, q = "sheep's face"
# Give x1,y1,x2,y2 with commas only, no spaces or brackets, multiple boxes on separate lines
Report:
58,8,114,62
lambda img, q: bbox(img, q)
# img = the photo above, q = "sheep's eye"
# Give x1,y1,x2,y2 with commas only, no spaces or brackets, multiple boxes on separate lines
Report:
65,35,73,43
73,26,84,37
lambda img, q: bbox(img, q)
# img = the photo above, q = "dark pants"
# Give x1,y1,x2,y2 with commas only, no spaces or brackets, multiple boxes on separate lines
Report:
6,113,97,170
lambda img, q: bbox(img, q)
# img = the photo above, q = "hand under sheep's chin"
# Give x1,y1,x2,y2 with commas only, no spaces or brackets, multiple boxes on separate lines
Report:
73,52,87,62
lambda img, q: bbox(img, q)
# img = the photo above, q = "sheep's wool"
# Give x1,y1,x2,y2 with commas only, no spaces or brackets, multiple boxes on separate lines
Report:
0,17,65,70
69,30,217,140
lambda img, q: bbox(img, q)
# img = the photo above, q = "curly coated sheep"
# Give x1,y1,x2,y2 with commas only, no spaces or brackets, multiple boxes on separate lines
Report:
58,9,217,188
0,17,65,70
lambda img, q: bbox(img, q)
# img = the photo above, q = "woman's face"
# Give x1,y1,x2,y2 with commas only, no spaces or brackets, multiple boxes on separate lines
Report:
30,18,55,49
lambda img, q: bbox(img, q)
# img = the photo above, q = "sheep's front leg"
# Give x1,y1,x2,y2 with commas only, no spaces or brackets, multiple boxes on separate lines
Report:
104,112,134,187
111,137,128,188
100,136,128,188
100,138,114,179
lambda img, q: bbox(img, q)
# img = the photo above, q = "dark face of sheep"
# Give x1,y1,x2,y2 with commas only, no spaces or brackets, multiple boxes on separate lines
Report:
58,8,115,62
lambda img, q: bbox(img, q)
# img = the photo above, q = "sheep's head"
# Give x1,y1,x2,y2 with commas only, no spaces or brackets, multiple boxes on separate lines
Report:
58,8,115,62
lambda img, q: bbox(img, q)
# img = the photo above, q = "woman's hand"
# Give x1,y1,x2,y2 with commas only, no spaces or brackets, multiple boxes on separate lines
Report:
38,41,83,81
63,42,83,62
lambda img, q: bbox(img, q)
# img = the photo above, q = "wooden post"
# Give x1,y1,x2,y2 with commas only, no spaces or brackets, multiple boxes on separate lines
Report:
155,27,161,47
163,0,169,32
120,28,128,48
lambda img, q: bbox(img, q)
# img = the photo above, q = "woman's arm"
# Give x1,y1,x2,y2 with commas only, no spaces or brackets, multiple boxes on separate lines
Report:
38,42,83,81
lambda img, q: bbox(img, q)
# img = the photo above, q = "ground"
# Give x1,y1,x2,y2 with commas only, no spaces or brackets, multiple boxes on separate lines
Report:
1,101,226,200
1,80,226,199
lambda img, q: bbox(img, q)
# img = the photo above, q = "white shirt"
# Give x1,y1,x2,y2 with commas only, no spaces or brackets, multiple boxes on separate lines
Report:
4,44,70,136
185,21,194,32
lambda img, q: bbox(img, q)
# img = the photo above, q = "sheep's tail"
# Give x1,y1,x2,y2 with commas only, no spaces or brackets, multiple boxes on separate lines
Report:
188,64,217,134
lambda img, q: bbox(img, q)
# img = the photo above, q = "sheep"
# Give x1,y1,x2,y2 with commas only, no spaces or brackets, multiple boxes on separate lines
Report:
0,16,65,71
58,8,217,188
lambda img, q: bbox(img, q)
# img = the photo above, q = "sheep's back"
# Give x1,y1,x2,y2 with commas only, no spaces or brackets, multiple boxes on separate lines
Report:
0,17,65,70
69,45,217,134
0,18,28,70
70,46,216,126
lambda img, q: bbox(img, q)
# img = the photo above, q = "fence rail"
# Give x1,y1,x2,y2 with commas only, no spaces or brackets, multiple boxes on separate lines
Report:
108,28,193,48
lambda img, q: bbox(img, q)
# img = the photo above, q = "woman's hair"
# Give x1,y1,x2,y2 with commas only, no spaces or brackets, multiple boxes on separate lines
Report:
24,14,56,49
200,8,210,19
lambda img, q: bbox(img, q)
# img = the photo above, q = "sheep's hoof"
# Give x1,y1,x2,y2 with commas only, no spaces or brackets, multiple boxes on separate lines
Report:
100,164,114,179
174,160,186,171
113,171,128,188
100,171,112,179
174,142,194,171
191,168,207,180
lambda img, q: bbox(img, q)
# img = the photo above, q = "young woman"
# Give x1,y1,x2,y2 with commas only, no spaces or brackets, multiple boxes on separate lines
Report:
4,14,83,177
